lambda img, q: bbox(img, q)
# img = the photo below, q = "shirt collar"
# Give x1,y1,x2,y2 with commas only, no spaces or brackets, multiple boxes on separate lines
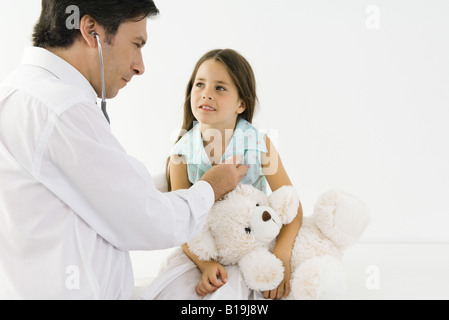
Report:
224,117,267,156
192,122,212,166
188,118,266,166
21,47,98,103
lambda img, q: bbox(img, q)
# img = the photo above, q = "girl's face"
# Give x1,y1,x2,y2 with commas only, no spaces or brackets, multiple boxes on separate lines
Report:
191,59,245,128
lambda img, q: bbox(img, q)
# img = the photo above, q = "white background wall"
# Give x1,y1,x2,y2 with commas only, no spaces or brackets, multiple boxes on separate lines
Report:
1,0,448,249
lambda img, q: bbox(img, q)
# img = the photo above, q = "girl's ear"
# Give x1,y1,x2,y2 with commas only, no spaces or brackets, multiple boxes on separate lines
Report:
236,100,246,115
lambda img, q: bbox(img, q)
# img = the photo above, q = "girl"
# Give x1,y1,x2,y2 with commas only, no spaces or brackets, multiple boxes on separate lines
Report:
144,49,303,300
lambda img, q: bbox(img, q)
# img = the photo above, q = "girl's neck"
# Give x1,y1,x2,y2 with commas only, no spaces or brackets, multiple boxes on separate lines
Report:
200,119,239,164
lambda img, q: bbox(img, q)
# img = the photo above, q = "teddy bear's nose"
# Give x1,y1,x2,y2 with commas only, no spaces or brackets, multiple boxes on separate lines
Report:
262,211,271,222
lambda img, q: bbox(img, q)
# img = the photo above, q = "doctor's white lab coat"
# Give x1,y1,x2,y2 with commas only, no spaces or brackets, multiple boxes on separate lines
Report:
0,47,214,299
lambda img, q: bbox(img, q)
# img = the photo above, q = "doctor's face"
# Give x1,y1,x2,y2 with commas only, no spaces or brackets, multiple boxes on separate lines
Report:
101,18,147,99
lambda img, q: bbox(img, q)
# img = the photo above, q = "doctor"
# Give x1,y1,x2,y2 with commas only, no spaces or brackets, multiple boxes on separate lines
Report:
0,0,247,299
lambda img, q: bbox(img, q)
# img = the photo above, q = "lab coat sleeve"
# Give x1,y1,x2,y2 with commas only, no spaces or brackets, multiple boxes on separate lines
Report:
36,102,215,251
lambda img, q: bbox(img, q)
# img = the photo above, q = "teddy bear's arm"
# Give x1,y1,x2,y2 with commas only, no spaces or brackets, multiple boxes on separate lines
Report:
238,248,284,292
187,228,218,262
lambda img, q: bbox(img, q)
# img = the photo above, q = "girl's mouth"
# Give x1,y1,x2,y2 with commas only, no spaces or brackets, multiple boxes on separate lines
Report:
199,105,216,111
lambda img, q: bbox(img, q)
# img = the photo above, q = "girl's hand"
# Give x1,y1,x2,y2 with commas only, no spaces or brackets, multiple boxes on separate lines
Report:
263,250,291,300
196,260,228,297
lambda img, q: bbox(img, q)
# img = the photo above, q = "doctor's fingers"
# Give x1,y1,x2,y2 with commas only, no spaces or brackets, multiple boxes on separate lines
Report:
222,155,243,166
236,163,249,177
221,156,248,179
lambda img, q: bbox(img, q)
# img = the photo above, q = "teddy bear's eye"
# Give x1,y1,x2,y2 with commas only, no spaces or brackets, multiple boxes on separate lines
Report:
245,227,252,234
256,203,260,207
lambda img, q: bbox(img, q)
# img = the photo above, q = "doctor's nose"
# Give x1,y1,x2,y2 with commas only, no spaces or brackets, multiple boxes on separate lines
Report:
133,63,145,76
132,52,145,76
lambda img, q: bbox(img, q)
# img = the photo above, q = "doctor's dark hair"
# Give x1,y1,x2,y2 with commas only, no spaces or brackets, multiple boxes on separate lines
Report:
165,49,258,191
32,0,159,48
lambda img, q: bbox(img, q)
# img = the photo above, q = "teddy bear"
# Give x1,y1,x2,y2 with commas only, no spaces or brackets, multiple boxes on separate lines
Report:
186,184,370,300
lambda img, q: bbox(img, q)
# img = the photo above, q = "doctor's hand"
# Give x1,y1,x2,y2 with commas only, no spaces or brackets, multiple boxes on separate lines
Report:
201,156,248,201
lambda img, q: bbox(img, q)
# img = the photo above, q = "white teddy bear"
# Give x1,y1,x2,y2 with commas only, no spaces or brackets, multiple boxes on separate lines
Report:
187,184,370,300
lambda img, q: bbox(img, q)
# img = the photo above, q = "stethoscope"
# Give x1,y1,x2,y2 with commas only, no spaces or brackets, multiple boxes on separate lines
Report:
92,32,110,123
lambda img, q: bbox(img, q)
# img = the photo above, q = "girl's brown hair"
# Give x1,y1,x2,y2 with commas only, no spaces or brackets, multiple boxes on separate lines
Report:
166,49,258,191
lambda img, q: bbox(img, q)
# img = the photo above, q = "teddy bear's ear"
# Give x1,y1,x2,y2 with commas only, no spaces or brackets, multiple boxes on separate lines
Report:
269,185,300,224
187,227,218,261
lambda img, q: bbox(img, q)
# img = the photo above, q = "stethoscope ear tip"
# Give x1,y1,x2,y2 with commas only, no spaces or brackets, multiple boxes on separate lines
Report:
92,32,110,123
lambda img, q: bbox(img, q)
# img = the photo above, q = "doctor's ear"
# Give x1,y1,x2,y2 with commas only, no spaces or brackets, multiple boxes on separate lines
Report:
79,15,100,48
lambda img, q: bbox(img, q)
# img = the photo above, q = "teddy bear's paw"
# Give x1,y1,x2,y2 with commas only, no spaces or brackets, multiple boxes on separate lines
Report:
239,249,284,292
314,190,370,249
289,255,348,300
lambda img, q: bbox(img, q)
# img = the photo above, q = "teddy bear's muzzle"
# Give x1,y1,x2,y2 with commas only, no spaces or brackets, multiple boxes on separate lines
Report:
250,208,282,243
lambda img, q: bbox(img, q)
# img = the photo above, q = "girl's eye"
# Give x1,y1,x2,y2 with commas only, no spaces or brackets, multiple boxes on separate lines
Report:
216,86,225,91
196,82,204,88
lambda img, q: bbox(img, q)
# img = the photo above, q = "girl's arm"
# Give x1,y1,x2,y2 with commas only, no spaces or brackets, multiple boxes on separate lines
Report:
261,136,304,299
169,155,192,191
169,155,228,296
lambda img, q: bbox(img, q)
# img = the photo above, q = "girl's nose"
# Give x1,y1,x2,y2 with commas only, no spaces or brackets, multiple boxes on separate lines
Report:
202,85,214,100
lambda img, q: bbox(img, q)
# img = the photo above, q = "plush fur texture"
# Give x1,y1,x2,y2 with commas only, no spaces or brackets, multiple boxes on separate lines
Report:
187,185,370,299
